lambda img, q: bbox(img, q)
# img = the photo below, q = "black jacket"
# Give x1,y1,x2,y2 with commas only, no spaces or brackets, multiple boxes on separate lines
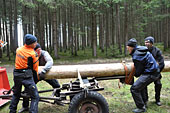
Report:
148,46,165,72
131,46,159,77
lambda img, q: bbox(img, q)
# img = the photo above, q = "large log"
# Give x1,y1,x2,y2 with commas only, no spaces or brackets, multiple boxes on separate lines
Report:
39,61,170,79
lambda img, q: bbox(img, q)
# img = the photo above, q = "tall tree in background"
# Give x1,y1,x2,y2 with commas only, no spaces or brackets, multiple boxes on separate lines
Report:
9,0,14,54
116,3,122,54
91,12,97,57
52,8,59,59
3,0,10,60
123,1,128,56
14,0,18,51
0,0,2,58
62,5,67,53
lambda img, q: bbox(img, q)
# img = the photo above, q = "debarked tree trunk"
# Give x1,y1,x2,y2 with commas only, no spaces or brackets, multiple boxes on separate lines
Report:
38,61,170,79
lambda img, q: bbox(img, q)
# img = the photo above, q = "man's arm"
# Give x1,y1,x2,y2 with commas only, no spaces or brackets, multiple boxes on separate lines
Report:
156,49,165,72
41,51,53,73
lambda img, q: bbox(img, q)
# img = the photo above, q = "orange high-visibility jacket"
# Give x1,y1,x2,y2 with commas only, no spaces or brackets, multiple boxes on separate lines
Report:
0,40,4,48
15,44,39,78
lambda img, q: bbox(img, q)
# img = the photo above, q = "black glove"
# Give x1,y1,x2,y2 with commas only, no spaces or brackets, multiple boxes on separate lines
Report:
38,71,46,80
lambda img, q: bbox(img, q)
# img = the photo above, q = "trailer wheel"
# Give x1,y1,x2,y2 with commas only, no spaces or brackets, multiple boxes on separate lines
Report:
68,91,109,113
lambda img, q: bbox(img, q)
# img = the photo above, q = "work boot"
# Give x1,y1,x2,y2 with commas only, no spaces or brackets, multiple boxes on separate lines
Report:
156,101,161,106
132,106,146,113
18,107,29,113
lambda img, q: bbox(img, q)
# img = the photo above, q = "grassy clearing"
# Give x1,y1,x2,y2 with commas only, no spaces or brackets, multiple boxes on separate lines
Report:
0,72,170,113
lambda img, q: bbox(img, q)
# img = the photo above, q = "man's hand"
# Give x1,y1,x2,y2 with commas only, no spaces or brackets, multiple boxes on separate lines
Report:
38,71,46,80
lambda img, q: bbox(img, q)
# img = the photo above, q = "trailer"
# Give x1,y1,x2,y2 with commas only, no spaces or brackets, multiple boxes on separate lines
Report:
1,61,170,113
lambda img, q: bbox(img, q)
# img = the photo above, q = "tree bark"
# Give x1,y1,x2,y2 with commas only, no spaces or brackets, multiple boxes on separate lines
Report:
116,3,122,54
91,12,97,57
39,61,170,79
62,6,67,53
105,8,109,56
52,9,59,58
99,13,104,52
124,1,128,56
22,6,27,37
9,0,14,54
14,0,18,50
3,0,10,60
48,8,52,53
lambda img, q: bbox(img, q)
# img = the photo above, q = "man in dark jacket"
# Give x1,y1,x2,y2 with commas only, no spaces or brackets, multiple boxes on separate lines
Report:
127,38,160,113
19,43,62,113
144,36,165,106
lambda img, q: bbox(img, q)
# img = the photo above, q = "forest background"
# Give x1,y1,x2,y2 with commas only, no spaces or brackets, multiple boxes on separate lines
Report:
0,0,170,63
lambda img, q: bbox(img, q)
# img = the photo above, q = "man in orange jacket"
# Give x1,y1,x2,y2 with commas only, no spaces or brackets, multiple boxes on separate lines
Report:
9,34,39,113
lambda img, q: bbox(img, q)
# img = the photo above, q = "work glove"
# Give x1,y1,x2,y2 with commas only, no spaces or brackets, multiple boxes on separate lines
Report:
38,71,46,80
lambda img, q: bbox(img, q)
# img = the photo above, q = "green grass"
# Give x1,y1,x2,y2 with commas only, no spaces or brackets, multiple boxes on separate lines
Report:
1,72,170,113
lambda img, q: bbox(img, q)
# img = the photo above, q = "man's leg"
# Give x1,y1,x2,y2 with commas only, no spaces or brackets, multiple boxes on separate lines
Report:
45,79,61,96
130,75,154,111
23,77,39,113
18,88,30,113
9,78,22,113
44,79,60,88
154,78,162,105
141,87,148,106
44,79,64,105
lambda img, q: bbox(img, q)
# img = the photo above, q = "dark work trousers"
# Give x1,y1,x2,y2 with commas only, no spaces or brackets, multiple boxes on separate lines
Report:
44,79,61,88
9,77,39,113
143,77,162,103
22,79,60,108
130,74,158,109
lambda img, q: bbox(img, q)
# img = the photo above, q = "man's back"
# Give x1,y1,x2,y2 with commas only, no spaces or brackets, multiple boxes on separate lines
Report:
15,45,38,71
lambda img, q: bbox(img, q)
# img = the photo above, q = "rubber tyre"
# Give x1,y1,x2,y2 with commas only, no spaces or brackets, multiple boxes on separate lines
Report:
68,91,109,113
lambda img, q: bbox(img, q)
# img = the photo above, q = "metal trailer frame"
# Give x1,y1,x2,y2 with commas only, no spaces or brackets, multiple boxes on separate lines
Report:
0,71,126,112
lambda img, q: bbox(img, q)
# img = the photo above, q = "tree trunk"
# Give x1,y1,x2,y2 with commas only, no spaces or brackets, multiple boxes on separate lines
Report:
22,6,27,37
168,8,170,48
58,6,62,52
68,4,74,55
0,13,2,58
91,12,97,57
105,9,109,56
124,1,128,56
116,3,122,54
73,5,78,56
3,0,10,60
80,9,86,50
9,0,14,54
14,0,18,50
111,3,115,45
28,8,33,34
39,5,45,50
48,8,52,53
52,9,58,59
39,61,170,79
62,6,67,53
99,13,104,52
34,3,40,42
